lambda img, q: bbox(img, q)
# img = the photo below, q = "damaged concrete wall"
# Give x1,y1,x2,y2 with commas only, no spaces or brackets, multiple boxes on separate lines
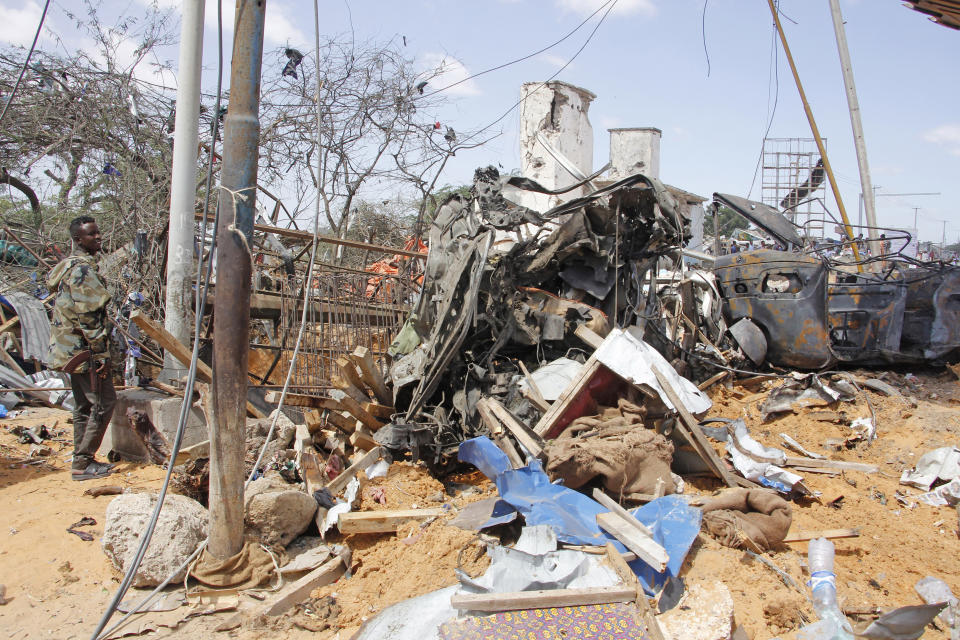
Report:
517,81,595,213
609,127,661,181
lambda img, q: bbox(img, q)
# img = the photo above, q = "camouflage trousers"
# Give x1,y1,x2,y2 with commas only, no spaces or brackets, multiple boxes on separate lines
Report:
70,372,117,470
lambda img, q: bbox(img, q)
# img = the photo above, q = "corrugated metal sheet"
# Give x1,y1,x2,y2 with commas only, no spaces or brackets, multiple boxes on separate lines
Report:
904,0,960,30
5,292,50,361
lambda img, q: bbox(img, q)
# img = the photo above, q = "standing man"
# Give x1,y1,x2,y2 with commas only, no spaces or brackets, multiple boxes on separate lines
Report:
47,216,117,481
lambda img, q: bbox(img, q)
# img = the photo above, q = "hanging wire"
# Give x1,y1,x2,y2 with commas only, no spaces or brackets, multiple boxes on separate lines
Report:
0,0,52,129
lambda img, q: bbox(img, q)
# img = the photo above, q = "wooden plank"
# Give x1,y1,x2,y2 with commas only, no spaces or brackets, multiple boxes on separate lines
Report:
338,508,444,534
336,356,369,398
575,324,604,350
325,446,383,496
482,397,544,458
332,374,369,405
350,346,392,405
131,311,265,419
148,380,185,398
450,586,637,612
476,399,525,468
255,555,346,617
651,365,740,488
784,528,861,543
363,402,395,420
533,357,602,438
304,409,325,433
697,371,729,391
173,439,210,466
604,544,666,640
216,555,348,630
324,410,358,435
322,395,383,431
264,391,323,408
300,451,325,495
782,457,877,473
0,316,19,335
596,511,668,572
517,361,550,412
349,427,378,452
591,488,654,537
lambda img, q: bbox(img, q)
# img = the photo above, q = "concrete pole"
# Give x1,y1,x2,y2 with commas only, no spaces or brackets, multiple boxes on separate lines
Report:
162,0,206,381
828,0,879,256
209,0,266,560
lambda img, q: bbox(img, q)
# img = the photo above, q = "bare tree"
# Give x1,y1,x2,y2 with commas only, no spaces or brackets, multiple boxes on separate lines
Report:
257,37,494,247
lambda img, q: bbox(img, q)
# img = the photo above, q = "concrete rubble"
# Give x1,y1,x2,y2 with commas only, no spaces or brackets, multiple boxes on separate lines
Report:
101,493,208,587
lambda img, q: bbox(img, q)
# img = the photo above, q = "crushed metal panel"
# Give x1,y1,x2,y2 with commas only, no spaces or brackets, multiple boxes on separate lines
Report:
713,193,803,248
714,250,834,369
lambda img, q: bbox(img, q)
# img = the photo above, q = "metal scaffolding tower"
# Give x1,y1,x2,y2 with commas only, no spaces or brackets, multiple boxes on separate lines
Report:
761,137,828,239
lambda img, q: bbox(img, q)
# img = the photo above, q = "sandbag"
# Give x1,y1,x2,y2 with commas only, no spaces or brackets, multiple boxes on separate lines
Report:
701,488,792,552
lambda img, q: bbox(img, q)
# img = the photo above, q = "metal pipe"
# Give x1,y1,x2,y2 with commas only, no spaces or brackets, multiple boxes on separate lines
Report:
828,0,879,256
210,0,266,560
767,0,862,268
163,0,206,381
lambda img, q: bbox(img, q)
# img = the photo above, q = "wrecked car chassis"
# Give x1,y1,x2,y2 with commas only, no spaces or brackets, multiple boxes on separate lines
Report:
714,249,960,368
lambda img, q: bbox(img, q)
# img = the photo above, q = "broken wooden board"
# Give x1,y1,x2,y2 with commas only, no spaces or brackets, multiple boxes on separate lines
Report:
321,395,383,431
337,508,444,534
517,360,550,412
131,310,265,419
349,427,378,452
604,543,666,640
450,586,637,612
336,356,370,399
363,402,395,420
697,370,729,391
591,488,654,537
533,357,603,438
332,374,369,405
784,528,861,543
651,365,741,488
349,346,392,405
325,446,383,496
324,410,358,436
263,391,322,408
300,451,325,495
216,554,347,630
173,439,210,466
596,511,668,572
481,397,544,458
781,457,877,473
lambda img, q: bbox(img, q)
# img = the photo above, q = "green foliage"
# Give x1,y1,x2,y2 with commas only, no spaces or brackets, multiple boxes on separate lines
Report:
713,206,750,237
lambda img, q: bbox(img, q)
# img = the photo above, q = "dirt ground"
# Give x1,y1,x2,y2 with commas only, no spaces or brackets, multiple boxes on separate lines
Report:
0,367,957,639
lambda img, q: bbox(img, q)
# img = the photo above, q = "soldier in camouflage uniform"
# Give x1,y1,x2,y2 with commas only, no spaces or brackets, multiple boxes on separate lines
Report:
47,216,117,481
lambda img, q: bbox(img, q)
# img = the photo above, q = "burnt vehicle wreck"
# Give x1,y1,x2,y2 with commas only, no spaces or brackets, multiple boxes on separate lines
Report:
713,193,960,368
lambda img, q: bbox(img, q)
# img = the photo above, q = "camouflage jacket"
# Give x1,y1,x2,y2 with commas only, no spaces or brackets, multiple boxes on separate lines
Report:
46,249,111,372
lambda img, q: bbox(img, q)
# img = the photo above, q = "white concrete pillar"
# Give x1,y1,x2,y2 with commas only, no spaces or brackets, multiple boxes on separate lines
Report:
517,81,595,213
609,127,661,181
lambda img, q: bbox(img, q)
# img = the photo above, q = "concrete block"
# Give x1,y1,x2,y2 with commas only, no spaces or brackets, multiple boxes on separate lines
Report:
99,389,207,462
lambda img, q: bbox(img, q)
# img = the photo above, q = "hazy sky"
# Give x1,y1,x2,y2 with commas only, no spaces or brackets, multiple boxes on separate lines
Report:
2,0,958,244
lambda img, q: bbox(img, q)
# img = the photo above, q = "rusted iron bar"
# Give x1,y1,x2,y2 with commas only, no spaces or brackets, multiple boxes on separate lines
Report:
209,0,266,560
194,211,426,259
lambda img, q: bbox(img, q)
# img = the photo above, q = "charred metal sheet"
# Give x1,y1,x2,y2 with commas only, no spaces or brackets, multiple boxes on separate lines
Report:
714,193,803,248
715,248,960,368
729,317,767,365
714,250,833,369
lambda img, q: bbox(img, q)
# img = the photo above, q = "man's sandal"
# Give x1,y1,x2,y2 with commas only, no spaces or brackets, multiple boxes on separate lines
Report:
71,463,113,481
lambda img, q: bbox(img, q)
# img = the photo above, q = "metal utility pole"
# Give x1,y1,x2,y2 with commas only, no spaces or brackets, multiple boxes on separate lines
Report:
209,0,266,560
828,0,878,256
163,0,206,381
766,0,862,266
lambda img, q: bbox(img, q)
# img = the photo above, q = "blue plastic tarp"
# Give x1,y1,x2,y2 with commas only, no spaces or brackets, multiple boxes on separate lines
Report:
459,436,701,592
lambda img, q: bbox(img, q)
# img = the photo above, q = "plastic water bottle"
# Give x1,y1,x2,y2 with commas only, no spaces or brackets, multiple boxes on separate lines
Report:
799,538,854,640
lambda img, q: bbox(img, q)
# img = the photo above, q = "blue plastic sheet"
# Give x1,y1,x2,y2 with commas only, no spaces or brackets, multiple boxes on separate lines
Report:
459,436,701,592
